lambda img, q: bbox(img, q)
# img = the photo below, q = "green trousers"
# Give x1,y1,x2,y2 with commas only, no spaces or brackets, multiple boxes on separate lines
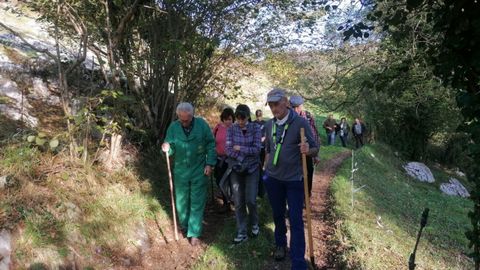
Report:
174,174,207,238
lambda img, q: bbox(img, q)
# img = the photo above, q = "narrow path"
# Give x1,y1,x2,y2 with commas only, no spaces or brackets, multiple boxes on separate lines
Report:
310,151,351,269
127,151,350,270
116,199,228,270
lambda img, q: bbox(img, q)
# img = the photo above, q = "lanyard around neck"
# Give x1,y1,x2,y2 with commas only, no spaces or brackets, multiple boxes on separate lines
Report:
272,123,289,166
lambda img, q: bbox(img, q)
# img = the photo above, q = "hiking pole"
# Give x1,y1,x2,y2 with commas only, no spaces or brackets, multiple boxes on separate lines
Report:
165,150,179,241
408,208,429,270
301,128,315,268
210,173,215,204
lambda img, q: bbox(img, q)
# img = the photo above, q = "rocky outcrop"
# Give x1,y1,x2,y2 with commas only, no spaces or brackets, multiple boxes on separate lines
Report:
0,230,11,270
0,74,38,127
440,178,470,198
403,162,435,183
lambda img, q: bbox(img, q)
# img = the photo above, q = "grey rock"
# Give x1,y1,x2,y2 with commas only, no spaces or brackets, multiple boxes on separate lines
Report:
440,178,470,198
403,162,435,183
0,75,38,127
0,230,11,270
0,176,6,189
455,169,466,177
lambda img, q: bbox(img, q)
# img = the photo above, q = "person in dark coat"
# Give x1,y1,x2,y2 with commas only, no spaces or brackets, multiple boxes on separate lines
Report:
352,118,366,149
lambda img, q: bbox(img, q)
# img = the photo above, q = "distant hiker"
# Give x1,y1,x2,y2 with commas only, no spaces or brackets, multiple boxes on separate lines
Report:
290,95,320,198
323,114,337,145
264,88,319,269
213,107,235,212
161,102,217,246
226,104,262,244
338,117,350,147
352,118,366,149
254,109,267,198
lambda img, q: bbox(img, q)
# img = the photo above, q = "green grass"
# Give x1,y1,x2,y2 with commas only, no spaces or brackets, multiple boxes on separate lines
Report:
0,142,41,178
331,144,474,269
193,197,277,270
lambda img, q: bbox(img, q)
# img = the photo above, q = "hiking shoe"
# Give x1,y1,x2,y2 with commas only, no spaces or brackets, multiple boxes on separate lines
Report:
233,234,248,244
251,225,260,237
274,246,286,261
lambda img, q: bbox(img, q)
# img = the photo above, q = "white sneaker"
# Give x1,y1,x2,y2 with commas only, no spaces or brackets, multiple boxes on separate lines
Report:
233,234,248,244
251,225,260,237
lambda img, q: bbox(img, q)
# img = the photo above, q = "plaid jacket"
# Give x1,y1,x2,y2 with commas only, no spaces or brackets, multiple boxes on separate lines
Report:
225,122,262,173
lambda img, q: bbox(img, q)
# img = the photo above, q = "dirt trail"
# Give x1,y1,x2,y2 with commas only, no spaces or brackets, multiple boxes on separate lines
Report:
310,151,351,269
123,151,350,270
118,202,227,270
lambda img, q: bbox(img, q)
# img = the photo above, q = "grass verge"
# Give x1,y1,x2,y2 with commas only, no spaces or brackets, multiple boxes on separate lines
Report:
331,144,474,269
193,197,277,270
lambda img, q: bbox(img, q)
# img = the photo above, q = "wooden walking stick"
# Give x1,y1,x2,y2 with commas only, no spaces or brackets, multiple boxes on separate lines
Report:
301,128,315,267
165,151,179,241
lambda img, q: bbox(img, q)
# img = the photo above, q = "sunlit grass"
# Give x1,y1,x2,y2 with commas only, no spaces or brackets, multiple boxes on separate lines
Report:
193,198,277,270
331,144,474,269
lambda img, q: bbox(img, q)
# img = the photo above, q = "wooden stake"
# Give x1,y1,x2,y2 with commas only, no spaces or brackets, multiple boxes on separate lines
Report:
301,128,315,267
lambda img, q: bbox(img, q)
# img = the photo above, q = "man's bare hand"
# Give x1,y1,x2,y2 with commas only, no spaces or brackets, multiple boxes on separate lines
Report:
299,142,309,154
161,142,170,153
204,165,213,176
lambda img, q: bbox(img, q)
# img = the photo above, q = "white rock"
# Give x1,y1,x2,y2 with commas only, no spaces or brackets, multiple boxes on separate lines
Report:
403,162,435,183
29,77,61,106
0,176,6,189
440,178,470,198
0,75,38,127
0,230,11,270
31,77,50,99
455,169,466,177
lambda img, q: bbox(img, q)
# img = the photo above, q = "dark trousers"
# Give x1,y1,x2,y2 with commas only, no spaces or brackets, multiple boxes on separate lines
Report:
214,158,229,205
264,175,307,270
258,148,266,197
339,135,348,147
231,169,259,236
306,156,313,198
354,135,364,149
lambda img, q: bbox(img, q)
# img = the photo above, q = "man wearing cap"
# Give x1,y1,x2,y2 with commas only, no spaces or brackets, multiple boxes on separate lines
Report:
263,88,319,269
290,95,320,198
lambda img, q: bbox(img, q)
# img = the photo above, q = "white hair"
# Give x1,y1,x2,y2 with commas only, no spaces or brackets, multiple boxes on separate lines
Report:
176,102,194,116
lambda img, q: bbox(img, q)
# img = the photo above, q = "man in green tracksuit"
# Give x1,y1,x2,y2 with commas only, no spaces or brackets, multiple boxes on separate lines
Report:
162,102,217,246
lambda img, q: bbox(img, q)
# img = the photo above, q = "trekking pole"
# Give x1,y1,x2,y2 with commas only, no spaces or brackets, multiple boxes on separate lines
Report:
210,173,215,204
408,208,429,270
301,128,315,268
165,151,179,241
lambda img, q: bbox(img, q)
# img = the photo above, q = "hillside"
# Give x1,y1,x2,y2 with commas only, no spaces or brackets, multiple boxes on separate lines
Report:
330,144,474,269
1,1,479,270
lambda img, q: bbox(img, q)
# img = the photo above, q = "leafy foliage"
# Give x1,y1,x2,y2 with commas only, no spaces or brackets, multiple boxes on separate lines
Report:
361,0,480,267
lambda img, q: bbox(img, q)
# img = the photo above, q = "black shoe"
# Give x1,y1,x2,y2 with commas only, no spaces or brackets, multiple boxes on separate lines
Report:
274,246,286,261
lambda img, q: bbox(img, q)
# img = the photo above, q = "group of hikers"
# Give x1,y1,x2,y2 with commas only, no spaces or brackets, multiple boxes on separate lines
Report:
161,88,366,270
322,114,367,148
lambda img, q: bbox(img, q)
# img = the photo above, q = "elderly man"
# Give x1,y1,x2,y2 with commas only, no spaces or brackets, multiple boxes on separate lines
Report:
289,95,320,198
263,89,319,270
162,102,216,246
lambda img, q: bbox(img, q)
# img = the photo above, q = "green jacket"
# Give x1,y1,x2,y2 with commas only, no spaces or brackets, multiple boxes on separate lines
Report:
164,117,217,181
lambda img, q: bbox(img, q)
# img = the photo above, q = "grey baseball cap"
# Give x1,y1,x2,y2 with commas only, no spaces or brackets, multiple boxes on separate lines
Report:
266,88,286,103
289,95,304,107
